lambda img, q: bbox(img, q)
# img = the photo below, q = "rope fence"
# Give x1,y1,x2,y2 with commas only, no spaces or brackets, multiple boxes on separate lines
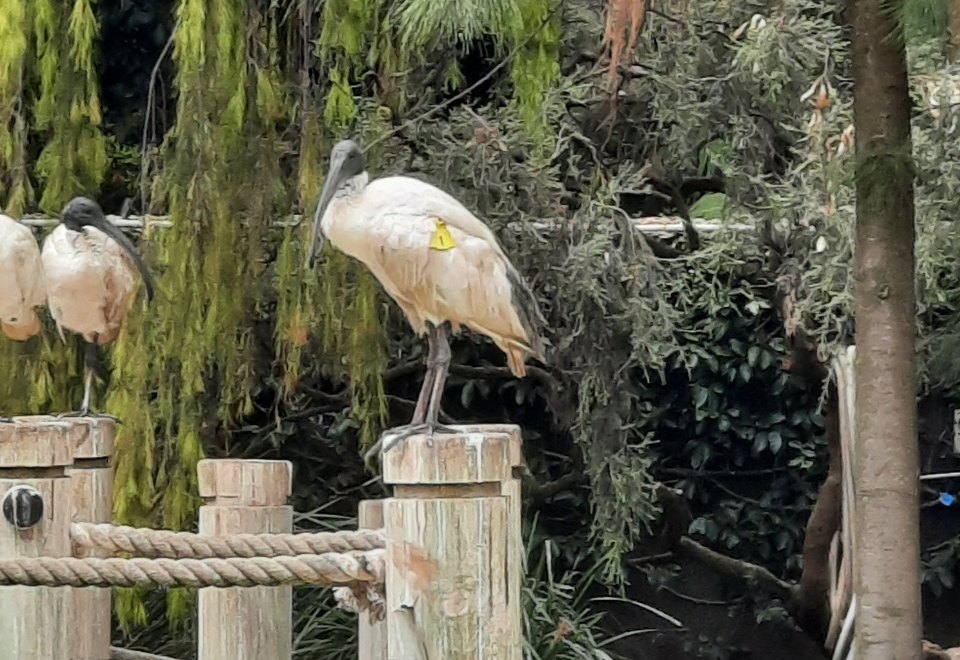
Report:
0,433,522,660
0,551,384,589
71,522,386,559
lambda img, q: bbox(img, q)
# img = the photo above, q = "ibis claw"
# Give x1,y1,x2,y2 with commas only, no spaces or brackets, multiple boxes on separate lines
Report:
364,422,461,466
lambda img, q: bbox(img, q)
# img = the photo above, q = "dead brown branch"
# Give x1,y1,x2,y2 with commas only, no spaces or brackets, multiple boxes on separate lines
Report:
677,536,800,605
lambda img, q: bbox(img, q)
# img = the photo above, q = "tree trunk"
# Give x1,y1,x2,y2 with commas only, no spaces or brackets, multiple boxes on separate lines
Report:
851,0,922,658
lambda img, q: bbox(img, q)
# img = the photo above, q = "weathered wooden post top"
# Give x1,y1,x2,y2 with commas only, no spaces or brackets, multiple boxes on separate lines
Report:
64,415,116,660
380,424,523,660
0,416,76,660
198,458,294,660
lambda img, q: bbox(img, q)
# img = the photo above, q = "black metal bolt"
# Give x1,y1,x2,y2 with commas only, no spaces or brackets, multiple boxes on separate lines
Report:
2,485,44,529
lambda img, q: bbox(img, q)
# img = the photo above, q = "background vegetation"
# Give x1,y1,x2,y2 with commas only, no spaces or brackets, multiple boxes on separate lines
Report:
2,0,960,657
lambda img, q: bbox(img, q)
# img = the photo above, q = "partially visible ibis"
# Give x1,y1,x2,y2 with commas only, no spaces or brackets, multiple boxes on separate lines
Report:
307,139,546,460
0,215,46,341
42,197,156,414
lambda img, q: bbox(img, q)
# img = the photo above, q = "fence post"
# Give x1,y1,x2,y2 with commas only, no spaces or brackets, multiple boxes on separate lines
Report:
0,416,75,660
65,416,115,660
197,459,294,660
382,425,523,660
358,499,387,660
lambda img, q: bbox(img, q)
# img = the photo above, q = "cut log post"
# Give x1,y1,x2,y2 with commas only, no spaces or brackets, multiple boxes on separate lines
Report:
358,499,387,660
197,459,294,660
382,425,524,660
0,416,75,660
65,416,115,660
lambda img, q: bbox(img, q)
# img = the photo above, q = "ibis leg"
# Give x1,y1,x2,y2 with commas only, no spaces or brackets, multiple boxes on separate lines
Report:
365,323,455,465
80,341,98,415
410,325,440,425
424,322,452,426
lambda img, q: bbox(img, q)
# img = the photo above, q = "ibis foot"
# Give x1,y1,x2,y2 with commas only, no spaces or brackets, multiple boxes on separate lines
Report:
364,422,460,465
55,411,118,420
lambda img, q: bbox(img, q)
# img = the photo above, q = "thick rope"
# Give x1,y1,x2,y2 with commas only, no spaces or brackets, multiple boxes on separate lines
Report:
71,523,385,559
334,581,386,620
0,550,384,588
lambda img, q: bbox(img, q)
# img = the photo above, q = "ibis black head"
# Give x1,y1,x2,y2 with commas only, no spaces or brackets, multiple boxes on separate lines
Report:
307,139,365,268
61,196,157,302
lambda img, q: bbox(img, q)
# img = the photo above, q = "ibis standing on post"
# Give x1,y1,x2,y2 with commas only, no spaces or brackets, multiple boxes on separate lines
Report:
42,196,156,414
0,215,46,341
307,139,546,460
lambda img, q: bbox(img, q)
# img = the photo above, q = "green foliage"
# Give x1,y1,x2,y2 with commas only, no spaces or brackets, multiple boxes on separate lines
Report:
688,193,728,220
8,0,960,652
523,532,615,660
35,0,109,213
0,0,31,214
510,0,561,147
647,307,827,573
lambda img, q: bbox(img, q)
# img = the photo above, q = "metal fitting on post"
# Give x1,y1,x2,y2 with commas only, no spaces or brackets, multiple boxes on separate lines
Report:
2,485,44,529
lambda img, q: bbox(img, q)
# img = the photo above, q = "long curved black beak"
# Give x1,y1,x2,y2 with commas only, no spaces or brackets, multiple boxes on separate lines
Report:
307,157,348,269
96,219,156,302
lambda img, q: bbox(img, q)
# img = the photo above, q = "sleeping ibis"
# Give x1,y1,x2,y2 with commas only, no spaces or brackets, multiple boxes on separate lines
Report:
42,197,156,414
0,215,46,341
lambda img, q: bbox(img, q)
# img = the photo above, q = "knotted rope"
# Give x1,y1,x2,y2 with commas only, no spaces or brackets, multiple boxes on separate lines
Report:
0,550,384,588
334,581,386,621
70,522,385,559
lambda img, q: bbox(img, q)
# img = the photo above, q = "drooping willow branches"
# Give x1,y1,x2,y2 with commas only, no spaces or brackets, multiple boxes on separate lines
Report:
0,0,562,553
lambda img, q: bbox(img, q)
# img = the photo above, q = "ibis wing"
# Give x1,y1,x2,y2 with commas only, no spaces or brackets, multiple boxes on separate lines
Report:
41,225,138,344
0,216,44,339
363,212,537,355
363,176,508,255
322,175,545,372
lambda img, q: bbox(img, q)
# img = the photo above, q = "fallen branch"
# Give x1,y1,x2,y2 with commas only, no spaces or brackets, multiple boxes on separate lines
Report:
677,537,800,605
526,472,588,508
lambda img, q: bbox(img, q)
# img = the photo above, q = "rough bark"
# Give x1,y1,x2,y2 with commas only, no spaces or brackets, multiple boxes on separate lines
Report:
851,0,922,657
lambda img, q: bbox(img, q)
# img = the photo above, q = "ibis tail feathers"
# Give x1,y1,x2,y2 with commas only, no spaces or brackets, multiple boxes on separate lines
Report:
506,265,546,365
506,345,528,378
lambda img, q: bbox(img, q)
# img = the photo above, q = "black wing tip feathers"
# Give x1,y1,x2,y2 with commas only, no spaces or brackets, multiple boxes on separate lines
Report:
506,265,547,364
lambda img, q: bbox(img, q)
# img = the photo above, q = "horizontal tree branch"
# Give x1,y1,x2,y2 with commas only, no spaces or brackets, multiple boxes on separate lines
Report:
19,213,756,236
526,472,588,509
677,536,800,605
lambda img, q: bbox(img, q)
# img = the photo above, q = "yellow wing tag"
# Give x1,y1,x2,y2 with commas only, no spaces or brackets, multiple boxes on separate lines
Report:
429,218,456,251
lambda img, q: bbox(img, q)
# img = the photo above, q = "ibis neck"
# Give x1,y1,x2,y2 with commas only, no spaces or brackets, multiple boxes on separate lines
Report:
62,218,84,233
335,171,369,200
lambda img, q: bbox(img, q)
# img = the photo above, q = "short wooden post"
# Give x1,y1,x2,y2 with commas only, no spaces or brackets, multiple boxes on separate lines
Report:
358,500,387,660
0,416,75,660
63,416,115,660
197,459,294,660
382,425,523,660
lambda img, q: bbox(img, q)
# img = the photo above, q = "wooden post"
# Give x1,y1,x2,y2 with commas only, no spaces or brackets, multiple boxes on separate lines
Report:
358,500,387,660
0,416,75,660
62,416,115,660
382,425,523,660
197,459,293,660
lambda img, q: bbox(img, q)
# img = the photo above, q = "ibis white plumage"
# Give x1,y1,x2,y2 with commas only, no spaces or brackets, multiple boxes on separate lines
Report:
42,196,156,413
0,215,46,341
307,139,546,459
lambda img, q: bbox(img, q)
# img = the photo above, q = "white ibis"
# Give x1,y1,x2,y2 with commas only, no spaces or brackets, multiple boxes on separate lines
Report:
307,139,546,460
41,197,156,414
0,215,46,341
